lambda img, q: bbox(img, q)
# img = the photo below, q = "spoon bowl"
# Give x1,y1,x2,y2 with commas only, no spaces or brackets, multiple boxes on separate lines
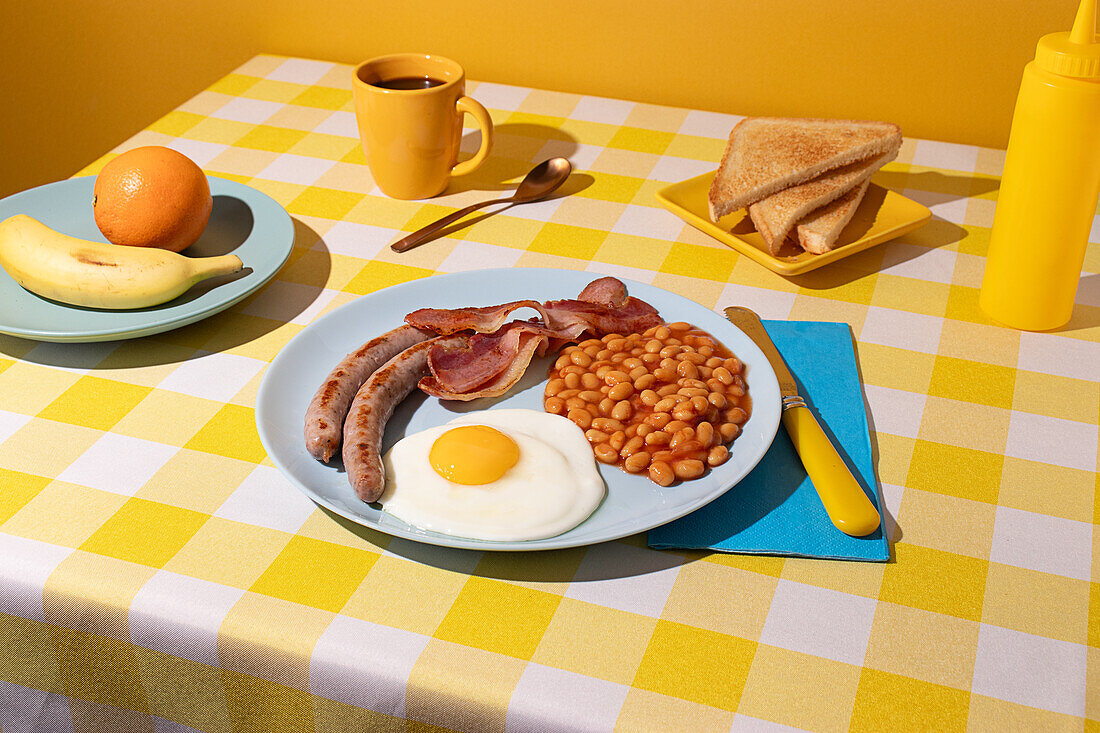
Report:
511,157,573,203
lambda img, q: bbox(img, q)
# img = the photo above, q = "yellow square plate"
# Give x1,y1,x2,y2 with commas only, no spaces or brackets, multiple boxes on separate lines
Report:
656,171,932,276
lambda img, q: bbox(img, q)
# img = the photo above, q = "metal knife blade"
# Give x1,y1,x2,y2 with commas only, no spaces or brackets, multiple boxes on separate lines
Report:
725,306,881,537
724,307,799,399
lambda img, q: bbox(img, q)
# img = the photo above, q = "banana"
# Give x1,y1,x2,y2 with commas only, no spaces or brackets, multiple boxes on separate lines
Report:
0,214,244,309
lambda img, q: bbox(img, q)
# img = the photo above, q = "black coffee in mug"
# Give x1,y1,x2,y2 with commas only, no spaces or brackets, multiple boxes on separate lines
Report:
372,76,446,90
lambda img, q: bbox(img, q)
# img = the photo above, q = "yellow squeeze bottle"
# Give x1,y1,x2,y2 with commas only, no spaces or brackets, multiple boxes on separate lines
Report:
979,0,1100,331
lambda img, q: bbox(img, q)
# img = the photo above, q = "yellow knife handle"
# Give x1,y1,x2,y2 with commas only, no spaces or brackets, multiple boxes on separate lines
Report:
781,405,881,537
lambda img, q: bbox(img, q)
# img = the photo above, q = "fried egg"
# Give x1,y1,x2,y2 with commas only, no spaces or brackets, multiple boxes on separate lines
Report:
379,409,605,541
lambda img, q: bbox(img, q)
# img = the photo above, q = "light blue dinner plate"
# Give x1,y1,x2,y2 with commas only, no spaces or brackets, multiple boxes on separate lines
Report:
256,268,782,551
0,176,294,342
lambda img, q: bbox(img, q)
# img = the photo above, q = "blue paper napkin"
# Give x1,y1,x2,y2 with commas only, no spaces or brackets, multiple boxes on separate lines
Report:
648,320,889,562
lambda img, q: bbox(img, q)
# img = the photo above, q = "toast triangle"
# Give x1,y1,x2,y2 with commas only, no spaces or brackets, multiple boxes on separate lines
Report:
747,149,896,254
796,180,872,254
707,117,902,220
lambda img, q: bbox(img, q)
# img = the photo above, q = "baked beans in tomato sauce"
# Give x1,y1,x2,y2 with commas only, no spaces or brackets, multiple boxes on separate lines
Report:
543,322,751,486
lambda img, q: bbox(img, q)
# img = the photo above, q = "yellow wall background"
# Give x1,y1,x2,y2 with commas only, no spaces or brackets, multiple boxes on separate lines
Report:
0,0,1084,198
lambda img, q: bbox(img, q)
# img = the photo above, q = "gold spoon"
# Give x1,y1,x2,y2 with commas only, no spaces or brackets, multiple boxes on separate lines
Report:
390,157,572,253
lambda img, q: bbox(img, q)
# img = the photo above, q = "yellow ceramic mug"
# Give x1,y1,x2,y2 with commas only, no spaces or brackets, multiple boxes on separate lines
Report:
352,54,494,200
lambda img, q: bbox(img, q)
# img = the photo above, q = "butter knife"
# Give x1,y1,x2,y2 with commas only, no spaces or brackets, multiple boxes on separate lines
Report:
725,307,881,537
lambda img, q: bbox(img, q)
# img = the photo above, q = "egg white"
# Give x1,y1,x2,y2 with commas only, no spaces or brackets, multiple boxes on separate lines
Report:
379,409,606,541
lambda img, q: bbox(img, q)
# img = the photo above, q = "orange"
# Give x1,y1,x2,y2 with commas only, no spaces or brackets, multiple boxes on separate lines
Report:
92,146,212,252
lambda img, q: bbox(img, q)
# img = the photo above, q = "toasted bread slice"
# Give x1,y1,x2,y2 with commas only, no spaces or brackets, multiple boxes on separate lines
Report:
747,150,896,254
795,180,871,254
707,117,902,220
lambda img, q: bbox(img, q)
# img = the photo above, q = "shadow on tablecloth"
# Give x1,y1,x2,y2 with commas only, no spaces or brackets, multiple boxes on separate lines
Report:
446,122,589,195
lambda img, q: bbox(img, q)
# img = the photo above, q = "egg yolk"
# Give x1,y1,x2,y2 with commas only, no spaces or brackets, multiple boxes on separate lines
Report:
429,425,519,485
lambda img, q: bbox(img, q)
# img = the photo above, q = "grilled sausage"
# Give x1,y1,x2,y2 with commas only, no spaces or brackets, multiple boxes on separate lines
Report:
341,336,464,502
304,324,432,462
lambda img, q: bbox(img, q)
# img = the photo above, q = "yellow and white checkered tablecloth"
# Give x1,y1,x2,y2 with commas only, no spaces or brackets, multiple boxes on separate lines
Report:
0,54,1097,732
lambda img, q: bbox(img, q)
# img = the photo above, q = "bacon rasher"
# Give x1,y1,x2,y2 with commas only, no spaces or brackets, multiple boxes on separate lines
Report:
419,323,552,401
423,320,555,394
541,297,662,338
404,300,549,335
405,277,662,401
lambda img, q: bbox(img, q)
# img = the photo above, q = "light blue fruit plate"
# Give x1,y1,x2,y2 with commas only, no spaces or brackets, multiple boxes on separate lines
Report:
0,176,294,342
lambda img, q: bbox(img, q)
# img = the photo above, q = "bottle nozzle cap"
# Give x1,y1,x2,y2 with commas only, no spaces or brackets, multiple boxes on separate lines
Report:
1070,0,1097,44
1036,0,1100,78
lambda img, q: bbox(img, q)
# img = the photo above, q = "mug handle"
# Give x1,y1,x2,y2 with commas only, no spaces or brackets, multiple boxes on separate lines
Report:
451,96,494,176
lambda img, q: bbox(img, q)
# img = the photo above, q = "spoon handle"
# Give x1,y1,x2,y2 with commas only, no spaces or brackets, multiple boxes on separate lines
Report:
390,198,504,252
